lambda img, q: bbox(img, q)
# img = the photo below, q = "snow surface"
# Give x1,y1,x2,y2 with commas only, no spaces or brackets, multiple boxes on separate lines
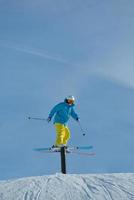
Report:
0,173,134,200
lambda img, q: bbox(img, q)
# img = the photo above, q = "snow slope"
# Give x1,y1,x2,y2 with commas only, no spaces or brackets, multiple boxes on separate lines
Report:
0,173,134,200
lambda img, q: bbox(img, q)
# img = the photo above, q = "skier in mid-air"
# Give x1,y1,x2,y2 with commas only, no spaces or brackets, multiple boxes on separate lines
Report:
47,95,80,147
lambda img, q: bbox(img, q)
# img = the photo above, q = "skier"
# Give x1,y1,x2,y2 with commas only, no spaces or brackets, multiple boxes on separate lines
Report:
47,95,80,147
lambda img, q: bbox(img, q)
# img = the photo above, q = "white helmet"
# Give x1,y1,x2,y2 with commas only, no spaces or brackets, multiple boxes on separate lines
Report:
66,95,75,102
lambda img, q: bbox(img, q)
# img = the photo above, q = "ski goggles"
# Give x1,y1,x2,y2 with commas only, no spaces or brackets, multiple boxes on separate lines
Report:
67,99,75,104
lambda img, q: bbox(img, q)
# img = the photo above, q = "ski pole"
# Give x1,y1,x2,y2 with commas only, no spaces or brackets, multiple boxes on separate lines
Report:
77,121,86,136
27,117,47,121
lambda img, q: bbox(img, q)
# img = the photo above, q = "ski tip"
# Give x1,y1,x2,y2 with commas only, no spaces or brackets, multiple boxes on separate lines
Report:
33,148,39,151
33,148,49,151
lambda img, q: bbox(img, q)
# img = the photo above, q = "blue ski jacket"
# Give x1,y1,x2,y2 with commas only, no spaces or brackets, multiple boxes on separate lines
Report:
48,101,79,125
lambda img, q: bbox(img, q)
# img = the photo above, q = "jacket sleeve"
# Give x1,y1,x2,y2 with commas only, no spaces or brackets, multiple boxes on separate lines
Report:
71,107,79,120
48,104,60,119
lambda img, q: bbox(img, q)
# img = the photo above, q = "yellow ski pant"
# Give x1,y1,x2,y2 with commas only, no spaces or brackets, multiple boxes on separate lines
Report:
54,123,70,146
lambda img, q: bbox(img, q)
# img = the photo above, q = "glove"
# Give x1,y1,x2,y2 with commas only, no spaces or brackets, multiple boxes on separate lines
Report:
76,117,80,121
47,117,51,123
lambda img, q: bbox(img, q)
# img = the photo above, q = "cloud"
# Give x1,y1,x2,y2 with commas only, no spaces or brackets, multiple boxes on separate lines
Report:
92,47,134,89
74,61,134,91
0,41,68,64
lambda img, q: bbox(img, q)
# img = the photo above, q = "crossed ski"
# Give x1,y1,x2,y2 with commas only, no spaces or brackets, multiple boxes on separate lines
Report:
34,145,95,156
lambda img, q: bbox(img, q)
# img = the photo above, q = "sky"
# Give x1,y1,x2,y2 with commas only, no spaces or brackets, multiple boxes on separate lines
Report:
0,0,134,180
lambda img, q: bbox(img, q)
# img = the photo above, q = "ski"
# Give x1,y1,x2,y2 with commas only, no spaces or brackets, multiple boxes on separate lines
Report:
68,145,93,150
34,147,60,152
69,151,95,156
34,145,93,152
36,150,60,154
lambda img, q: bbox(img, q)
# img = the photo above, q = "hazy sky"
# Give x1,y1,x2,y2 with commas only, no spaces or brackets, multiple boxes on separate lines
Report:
0,0,134,180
